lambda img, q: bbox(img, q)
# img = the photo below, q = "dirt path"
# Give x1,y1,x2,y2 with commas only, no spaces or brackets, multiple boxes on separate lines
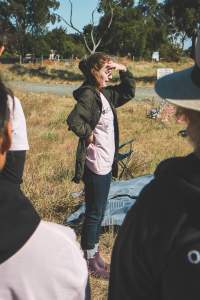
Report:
8,80,160,100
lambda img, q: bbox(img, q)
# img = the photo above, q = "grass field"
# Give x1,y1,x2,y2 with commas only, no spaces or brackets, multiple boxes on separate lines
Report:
13,90,192,299
1,57,194,87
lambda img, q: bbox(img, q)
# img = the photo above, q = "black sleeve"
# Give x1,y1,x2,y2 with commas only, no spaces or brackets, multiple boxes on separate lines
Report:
66,90,93,139
161,242,200,300
0,150,26,184
106,70,135,108
108,204,153,300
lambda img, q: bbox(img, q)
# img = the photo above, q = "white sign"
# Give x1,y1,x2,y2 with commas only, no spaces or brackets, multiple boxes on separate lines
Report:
152,51,159,62
157,68,174,80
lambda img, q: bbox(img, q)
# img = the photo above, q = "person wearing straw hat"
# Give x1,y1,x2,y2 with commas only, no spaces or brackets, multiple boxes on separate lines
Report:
108,33,200,300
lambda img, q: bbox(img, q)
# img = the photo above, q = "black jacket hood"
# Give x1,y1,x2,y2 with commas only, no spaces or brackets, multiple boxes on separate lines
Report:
155,153,200,228
73,82,99,102
0,180,40,264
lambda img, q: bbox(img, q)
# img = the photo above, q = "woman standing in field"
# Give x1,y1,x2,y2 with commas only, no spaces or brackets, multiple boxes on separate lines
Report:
67,53,135,279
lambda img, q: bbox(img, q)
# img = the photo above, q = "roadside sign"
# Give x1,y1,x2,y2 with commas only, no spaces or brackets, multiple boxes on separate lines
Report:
157,68,174,80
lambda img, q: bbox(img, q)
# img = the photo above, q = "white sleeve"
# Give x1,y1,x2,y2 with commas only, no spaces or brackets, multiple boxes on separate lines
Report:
0,221,89,300
8,96,29,151
43,222,89,300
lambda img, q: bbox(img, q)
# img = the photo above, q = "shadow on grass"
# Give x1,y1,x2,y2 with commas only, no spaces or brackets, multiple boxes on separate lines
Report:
135,75,156,84
9,64,156,83
9,64,84,81
111,75,156,84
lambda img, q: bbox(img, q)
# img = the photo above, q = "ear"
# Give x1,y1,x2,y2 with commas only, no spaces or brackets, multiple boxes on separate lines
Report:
176,114,189,124
91,68,95,77
0,121,12,154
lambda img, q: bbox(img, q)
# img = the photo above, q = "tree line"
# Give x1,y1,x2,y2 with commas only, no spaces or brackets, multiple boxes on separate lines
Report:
0,0,200,61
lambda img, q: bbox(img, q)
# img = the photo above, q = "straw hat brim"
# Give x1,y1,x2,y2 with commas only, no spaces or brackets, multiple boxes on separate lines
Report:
155,66,200,112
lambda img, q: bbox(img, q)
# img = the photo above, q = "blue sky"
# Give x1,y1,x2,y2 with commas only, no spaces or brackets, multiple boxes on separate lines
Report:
51,0,101,33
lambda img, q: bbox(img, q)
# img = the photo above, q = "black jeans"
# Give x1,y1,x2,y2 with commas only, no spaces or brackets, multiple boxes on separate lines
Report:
81,166,112,250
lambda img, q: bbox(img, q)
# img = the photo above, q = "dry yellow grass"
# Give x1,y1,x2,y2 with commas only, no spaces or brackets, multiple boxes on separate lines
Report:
1,57,194,87
13,90,192,299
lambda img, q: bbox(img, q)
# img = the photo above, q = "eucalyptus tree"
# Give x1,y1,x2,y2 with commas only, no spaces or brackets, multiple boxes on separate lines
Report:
164,0,200,49
0,0,60,55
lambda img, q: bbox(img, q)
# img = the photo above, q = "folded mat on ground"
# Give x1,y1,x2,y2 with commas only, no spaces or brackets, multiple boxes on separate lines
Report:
65,174,154,227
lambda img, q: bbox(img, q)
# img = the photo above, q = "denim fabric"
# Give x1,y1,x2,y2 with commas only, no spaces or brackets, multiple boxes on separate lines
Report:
81,167,112,250
66,174,154,227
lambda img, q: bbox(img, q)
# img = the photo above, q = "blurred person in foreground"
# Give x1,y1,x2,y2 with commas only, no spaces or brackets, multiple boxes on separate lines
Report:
0,79,89,300
109,33,200,300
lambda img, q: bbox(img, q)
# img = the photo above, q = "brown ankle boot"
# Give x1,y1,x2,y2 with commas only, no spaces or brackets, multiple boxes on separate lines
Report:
95,251,110,271
86,254,110,280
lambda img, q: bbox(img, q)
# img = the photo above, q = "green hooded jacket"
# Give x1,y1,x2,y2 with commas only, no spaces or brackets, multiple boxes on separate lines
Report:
67,70,135,183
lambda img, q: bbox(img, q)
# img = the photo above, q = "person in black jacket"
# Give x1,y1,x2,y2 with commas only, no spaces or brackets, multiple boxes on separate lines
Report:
67,53,135,279
109,33,200,299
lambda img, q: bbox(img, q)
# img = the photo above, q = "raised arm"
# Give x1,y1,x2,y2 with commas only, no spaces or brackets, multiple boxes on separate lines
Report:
105,61,135,108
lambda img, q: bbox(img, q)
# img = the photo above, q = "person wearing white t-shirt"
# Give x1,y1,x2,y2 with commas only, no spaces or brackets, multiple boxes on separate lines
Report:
0,79,90,300
0,94,29,183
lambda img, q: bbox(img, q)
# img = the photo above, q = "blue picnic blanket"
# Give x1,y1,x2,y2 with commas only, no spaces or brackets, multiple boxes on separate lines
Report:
65,174,154,227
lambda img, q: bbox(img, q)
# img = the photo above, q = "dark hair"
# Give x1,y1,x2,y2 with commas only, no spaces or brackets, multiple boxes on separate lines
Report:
79,52,110,87
0,79,13,135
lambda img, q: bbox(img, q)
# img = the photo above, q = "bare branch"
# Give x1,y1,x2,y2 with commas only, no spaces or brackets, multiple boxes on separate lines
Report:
107,2,114,29
91,8,95,26
69,0,74,29
56,12,93,53
55,13,82,35
90,8,96,51
58,0,114,54
65,0,93,52
93,1,114,51
55,0,85,35
83,36,93,53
